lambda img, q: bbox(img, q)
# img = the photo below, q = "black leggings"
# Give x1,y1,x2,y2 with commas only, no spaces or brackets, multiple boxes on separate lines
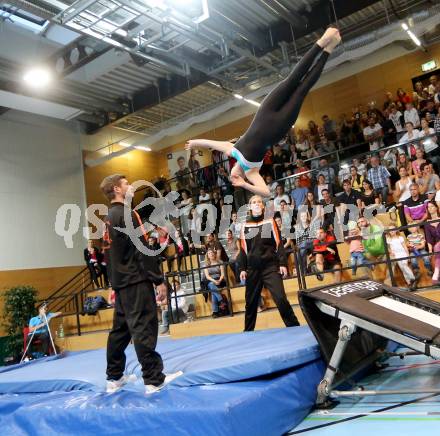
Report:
235,43,329,162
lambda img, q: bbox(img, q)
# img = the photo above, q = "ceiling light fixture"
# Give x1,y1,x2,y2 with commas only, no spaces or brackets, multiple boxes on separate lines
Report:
244,98,261,107
401,22,422,47
23,67,52,88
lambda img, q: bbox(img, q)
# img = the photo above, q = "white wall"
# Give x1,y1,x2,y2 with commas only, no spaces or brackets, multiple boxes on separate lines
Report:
0,110,87,270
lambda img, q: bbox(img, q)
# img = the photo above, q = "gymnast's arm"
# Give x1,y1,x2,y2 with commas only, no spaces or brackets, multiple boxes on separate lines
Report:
231,169,271,197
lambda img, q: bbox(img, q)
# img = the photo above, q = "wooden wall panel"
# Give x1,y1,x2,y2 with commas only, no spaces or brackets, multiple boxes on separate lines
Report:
0,265,84,336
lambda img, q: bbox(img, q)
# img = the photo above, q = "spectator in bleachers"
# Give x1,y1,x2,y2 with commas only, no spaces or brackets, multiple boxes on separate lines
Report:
167,230,190,273
434,86,440,106
265,174,278,199
84,240,104,289
435,106,440,134
404,102,421,128
419,162,440,199
303,191,320,220
315,174,332,201
425,112,435,129
273,184,290,211
411,148,427,175
295,210,319,275
339,179,362,226
338,164,351,186
350,166,364,192
312,227,341,283
382,108,398,147
420,118,439,166
275,215,294,255
403,183,428,224
421,99,437,119
322,115,337,140
389,104,405,140
147,236,161,252
279,200,295,231
320,189,341,232
204,233,223,259
294,160,312,189
429,75,438,96
316,158,336,185
198,187,211,204
383,91,395,110
360,179,381,214
287,141,298,169
407,224,433,277
367,155,392,203
188,149,202,191
175,156,191,190
159,279,188,335
229,212,242,238
386,227,417,289
363,117,384,151
224,229,241,283
152,224,170,247
295,129,310,160
399,122,421,160
358,216,386,274
425,201,440,283
204,249,226,318
397,88,411,106
379,148,397,174
217,166,234,197
352,157,367,176
290,177,308,212
414,81,425,99
345,221,368,276
272,143,289,180
211,191,223,233
315,133,337,156
394,165,414,210
308,120,319,140
397,151,413,175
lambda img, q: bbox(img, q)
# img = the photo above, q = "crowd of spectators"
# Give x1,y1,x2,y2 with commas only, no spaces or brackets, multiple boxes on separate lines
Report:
142,78,440,298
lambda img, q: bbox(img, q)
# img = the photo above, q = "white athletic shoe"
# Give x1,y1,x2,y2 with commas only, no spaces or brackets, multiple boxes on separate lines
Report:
145,371,183,395
106,374,137,393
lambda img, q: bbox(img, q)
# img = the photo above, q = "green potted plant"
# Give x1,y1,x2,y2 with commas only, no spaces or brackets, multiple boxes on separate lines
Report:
2,286,38,363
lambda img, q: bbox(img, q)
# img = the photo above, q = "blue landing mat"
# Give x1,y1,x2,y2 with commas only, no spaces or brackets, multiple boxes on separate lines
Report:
0,327,324,436
0,326,320,394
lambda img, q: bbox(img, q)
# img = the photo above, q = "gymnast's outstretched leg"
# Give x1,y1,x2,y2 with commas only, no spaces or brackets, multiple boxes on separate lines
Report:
185,28,341,196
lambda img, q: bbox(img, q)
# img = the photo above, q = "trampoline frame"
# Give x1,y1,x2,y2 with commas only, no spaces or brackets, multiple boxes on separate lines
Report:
315,301,440,407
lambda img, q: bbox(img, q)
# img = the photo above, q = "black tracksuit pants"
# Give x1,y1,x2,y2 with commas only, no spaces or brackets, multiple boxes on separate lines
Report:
235,43,329,162
244,266,299,332
106,281,165,386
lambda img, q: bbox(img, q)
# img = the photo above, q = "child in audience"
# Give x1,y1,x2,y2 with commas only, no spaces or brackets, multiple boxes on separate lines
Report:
407,225,433,276
386,227,417,289
345,222,367,275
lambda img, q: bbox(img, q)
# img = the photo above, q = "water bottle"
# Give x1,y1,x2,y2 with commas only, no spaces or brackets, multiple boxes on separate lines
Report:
59,323,64,339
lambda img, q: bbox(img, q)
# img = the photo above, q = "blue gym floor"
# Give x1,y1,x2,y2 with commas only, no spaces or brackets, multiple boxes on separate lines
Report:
290,351,440,435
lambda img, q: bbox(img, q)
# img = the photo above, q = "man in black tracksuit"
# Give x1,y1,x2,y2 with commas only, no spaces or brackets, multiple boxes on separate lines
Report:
100,174,171,392
238,195,300,332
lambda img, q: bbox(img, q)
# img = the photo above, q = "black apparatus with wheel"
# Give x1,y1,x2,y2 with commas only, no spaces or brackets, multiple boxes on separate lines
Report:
299,279,440,408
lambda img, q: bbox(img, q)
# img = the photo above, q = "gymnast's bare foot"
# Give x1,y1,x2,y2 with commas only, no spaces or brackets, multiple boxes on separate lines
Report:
323,29,341,53
317,27,340,51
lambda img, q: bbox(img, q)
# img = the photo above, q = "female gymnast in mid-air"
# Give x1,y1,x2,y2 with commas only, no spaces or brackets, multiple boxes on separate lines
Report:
186,27,341,197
